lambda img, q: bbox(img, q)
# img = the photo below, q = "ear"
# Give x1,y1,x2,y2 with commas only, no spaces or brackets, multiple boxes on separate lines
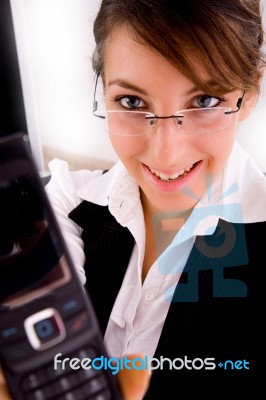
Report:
239,68,264,121
238,90,259,121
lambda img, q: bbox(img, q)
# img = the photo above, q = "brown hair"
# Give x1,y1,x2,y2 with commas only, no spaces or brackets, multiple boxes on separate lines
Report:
92,0,266,95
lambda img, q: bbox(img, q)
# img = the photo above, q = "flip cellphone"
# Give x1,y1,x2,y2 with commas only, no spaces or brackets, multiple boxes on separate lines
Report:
0,133,122,400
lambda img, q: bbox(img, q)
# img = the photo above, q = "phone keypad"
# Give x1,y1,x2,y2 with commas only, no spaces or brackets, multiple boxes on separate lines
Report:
21,347,114,400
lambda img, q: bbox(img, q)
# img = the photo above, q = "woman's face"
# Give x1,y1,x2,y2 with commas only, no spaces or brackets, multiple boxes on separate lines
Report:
103,26,254,213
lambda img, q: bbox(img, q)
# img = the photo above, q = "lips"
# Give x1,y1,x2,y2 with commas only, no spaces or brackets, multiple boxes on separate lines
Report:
147,163,197,182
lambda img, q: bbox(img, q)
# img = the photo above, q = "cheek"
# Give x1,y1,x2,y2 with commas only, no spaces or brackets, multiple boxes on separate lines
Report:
202,120,237,149
109,135,146,160
195,126,237,169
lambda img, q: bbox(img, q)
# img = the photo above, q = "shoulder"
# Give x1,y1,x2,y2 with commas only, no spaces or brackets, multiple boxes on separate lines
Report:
224,143,266,223
47,158,104,187
45,158,104,213
45,158,128,211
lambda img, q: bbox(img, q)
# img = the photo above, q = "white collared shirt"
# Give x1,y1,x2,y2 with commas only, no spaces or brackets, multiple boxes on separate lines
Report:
46,142,266,358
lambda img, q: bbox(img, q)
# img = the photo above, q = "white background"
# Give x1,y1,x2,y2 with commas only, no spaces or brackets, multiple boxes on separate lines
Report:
11,0,266,172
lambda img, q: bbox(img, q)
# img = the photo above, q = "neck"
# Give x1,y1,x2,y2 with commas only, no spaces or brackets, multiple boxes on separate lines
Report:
140,190,194,281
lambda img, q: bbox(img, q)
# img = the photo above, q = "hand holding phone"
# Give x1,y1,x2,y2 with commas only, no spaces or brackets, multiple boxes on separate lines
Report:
1,355,151,400
0,133,123,400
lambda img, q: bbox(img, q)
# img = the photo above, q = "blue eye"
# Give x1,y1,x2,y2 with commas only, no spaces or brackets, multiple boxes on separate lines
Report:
119,96,145,109
193,95,223,108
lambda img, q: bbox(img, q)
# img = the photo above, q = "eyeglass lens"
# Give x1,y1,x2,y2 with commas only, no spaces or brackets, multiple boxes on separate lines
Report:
103,108,233,135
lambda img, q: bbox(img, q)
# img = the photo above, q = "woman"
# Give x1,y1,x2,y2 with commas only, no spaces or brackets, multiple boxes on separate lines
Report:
47,0,266,397
2,0,266,398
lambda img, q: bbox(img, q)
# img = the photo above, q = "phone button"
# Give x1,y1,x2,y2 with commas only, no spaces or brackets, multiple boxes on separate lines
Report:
51,375,77,397
34,316,60,342
89,389,112,400
0,335,34,362
0,322,25,343
23,371,47,391
5,340,31,361
24,385,53,400
24,308,66,350
0,326,18,339
65,311,89,334
81,374,108,396
55,388,84,400
58,293,84,318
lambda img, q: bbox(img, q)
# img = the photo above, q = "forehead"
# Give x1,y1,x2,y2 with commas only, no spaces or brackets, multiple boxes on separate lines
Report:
104,26,164,71
103,25,209,89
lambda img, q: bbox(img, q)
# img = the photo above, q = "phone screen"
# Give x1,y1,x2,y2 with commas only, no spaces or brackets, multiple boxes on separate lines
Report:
0,164,71,308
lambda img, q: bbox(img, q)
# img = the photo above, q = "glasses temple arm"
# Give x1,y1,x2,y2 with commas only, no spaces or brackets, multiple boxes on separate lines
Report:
93,73,100,112
92,73,106,119
225,91,245,115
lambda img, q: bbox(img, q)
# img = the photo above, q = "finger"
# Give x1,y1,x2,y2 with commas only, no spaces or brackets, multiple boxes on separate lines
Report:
0,369,11,400
117,353,151,400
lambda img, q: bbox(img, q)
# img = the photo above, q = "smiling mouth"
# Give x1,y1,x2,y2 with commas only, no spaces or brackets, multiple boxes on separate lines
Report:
147,162,199,182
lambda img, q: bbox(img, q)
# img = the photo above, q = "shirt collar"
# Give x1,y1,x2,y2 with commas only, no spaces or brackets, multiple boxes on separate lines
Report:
77,142,266,236
77,160,142,227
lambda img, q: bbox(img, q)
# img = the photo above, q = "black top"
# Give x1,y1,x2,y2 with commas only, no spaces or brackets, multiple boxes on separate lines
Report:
69,201,265,398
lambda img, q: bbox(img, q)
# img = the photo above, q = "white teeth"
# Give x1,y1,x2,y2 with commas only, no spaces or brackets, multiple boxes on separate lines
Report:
159,173,169,180
168,172,180,180
148,164,195,181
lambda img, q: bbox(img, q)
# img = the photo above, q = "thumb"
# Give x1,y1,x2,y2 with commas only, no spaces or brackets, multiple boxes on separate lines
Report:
117,353,151,400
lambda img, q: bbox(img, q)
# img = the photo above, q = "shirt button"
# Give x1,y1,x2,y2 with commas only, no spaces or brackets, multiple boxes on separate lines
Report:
144,289,157,301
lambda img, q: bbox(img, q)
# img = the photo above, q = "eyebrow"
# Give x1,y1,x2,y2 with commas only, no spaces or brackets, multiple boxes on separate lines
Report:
107,78,203,96
108,79,149,95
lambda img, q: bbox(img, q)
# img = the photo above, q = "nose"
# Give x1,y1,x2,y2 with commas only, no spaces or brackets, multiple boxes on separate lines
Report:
150,118,186,163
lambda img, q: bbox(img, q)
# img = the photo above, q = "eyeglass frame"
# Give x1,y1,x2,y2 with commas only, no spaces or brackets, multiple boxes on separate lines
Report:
92,73,245,131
